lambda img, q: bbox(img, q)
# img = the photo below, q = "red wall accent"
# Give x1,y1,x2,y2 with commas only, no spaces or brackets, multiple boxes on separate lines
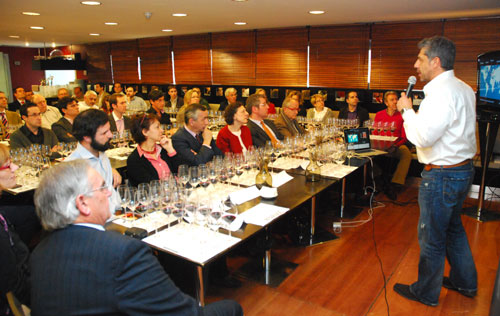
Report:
0,46,45,96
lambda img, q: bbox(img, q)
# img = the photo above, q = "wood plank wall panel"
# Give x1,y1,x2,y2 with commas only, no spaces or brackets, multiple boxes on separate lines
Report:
309,25,369,88
138,37,173,84
370,21,443,90
173,34,211,85
256,28,307,87
85,42,112,83
212,31,256,86
110,40,139,83
444,18,500,90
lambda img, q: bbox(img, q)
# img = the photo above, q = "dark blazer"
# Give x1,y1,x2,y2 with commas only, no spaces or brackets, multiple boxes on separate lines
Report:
108,114,132,133
8,100,22,113
274,113,306,138
30,225,204,316
171,127,223,166
166,98,183,109
52,117,76,143
247,119,284,148
126,147,181,186
219,100,229,112
147,108,171,125
338,105,369,126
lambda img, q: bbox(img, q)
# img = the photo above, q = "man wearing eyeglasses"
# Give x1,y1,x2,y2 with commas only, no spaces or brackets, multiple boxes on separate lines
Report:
10,103,59,151
274,97,305,138
30,160,243,316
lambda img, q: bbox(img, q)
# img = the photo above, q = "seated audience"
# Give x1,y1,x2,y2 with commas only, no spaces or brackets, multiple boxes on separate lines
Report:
72,86,84,102
66,109,121,215
31,160,243,316
219,87,237,112
338,91,369,126
287,90,307,117
192,87,210,111
94,82,109,107
0,91,22,139
166,85,183,108
246,93,283,148
147,89,171,125
176,89,201,127
108,93,132,135
216,102,252,155
101,94,112,114
126,86,148,113
255,88,276,114
52,97,79,143
78,90,98,112
306,93,334,124
113,82,125,95
10,103,58,151
32,94,62,129
374,91,412,200
172,103,223,166
0,145,30,314
8,86,25,113
52,87,69,106
127,114,181,186
24,91,33,103
275,97,306,138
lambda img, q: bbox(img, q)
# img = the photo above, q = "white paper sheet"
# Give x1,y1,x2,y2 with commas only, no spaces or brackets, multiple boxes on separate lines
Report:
113,211,177,232
229,186,261,205
320,163,358,178
269,157,304,170
239,203,290,226
272,170,294,188
143,224,241,264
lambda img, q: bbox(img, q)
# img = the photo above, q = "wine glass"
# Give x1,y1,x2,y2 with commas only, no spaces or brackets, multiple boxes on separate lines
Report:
171,189,185,226
199,164,210,192
346,149,355,166
189,166,200,189
117,185,131,217
196,197,211,227
178,164,190,189
136,187,151,216
129,187,138,221
161,190,174,229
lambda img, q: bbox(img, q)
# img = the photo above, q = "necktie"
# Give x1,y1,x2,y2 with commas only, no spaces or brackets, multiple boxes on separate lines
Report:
261,122,278,147
1,112,9,139
196,133,203,143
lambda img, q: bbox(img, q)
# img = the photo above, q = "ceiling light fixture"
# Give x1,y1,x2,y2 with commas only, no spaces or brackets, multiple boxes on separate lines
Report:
30,26,44,30
22,12,40,16
309,10,325,15
162,29,173,32
232,0,248,2
89,33,100,36
104,22,118,25
25,42,30,47
234,22,247,25
172,13,187,17
81,1,101,5
52,42,56,48
9,35,20,38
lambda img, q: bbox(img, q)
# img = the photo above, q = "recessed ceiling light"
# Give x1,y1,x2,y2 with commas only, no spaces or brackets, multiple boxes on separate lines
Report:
309,10,325,15
232,0,248,2
104,22,118,25
52,42,56,48
9,35,20,38
81,1,101,5
172,13,187,17
22,12,40,16
162,29,173,32
89,33,100,36
25,42,30,47
30,26,44,30
234,22,247,25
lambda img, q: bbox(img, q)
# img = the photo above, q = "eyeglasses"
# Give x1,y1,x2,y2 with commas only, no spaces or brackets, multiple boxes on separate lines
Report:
287,108,299,112
0,160,13,171
28,113,42,117
83,184,111,196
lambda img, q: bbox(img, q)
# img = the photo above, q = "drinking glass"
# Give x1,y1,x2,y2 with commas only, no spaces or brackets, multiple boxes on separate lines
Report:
129,187,138,220
189,166,200,189
178,164,190,188
117,185,131,217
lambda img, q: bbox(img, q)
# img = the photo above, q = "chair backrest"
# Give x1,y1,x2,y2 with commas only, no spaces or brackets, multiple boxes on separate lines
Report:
6,292,30,316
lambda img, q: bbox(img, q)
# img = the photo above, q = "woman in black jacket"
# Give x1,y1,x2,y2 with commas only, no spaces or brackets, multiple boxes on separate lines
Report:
127,114,181,187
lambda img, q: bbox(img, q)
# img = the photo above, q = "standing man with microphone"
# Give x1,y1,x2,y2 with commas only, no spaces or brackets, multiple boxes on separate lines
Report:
393,36,477,306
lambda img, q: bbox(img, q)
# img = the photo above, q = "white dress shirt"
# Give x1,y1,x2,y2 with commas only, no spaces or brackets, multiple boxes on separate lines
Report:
78,101,99,112
41,106,62,129
402,70,476,165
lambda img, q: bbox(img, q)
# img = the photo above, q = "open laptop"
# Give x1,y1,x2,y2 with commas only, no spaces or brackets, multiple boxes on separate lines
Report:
343,127,374,153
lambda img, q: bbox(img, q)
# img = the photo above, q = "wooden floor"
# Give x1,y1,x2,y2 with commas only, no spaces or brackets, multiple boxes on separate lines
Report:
206,178,500,316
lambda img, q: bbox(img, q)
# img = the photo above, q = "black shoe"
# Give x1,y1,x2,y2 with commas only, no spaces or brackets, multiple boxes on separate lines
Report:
211,275,242,288
393,283,437,307
442,277,477,298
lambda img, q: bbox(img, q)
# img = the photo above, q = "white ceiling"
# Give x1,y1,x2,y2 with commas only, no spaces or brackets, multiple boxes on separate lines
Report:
1,0,499,48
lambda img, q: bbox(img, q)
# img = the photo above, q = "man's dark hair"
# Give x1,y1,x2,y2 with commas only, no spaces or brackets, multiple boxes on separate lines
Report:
148,89,164,102
346,90,357,99
95,82,104,89
245,93,265,115
72,109,110,141
418,36,456,71
13,86,23,94
19,102,37,118
224,102,244,125
184,103,207,125
57,97,77,115
109,93,125,108
167,85,177,92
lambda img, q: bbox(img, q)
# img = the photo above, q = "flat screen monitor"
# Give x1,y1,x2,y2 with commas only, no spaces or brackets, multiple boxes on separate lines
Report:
478,50,500,112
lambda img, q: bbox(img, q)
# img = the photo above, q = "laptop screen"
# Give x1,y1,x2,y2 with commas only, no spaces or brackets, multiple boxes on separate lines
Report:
344,127,371,151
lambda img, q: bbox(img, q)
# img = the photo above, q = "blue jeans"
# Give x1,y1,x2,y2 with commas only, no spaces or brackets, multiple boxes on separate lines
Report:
410,162,477,305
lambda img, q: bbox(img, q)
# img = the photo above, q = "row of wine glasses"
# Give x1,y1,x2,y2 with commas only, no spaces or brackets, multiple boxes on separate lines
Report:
110,130,132,148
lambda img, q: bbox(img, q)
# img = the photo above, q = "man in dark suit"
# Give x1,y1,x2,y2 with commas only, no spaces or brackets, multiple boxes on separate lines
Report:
172,103,223,166
166,85,183,108
52,97,79,143
245,93,284,148
31,160,243,316
108,93,132,134
338,91,369,126
8,86,26,113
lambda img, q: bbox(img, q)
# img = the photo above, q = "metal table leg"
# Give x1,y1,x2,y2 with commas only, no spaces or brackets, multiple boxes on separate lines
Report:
196,266,205,306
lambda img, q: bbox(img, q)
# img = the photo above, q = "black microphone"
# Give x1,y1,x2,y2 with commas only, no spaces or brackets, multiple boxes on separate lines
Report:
406,76,417,96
